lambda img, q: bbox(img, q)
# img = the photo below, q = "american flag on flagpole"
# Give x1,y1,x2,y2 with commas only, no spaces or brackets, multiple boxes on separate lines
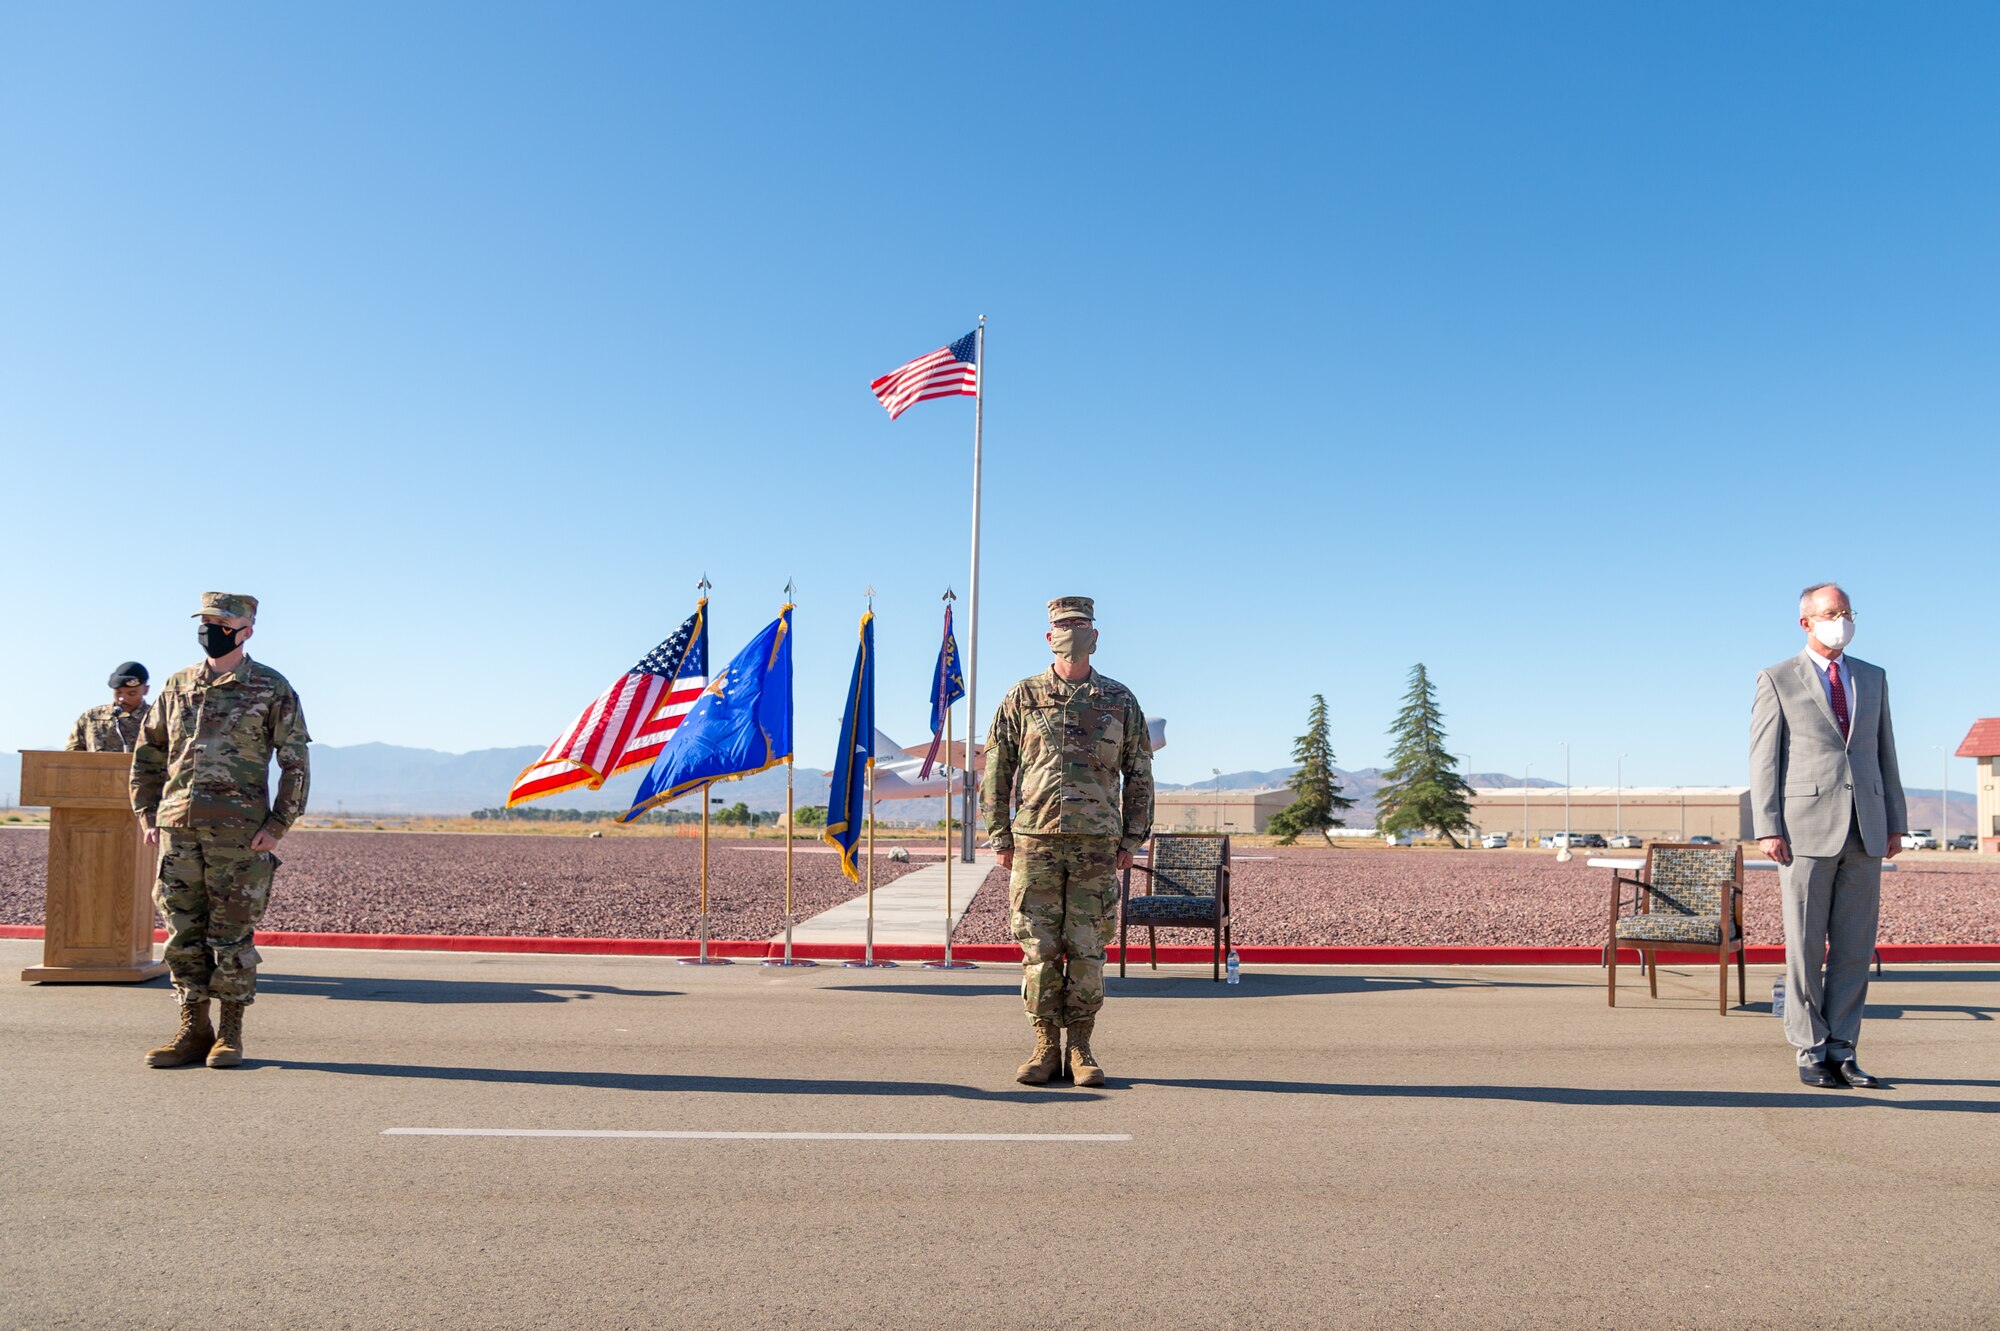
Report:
506,606,709,806
869,330,979,419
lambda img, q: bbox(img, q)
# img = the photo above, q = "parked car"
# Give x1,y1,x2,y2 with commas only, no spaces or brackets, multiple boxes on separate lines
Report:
1539,833,1583,849
1608,834,1643,849
1902,829,1938,850
1576,833,1608,849
1383,832,1415,847
1689,835,1720,845
1947,834,1978,851
1480,833,1509,849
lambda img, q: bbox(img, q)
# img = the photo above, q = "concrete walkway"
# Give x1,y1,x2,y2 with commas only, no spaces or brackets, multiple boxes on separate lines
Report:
781,852,999,948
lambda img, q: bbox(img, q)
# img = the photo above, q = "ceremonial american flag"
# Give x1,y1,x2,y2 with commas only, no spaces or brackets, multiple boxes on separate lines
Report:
506,607,709,806
870,330,978,419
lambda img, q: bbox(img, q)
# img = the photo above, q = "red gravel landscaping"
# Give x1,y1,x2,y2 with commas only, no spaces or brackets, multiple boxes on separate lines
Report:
948,846,2000,948
0,829,919,941
4,831,1994,947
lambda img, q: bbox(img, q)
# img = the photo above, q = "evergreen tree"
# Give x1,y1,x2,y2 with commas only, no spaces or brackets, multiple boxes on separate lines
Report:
1374,663,1476,846
1267,694,1354,845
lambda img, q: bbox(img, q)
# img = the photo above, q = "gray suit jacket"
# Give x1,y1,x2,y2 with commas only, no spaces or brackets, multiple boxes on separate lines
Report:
1750,649,1907,858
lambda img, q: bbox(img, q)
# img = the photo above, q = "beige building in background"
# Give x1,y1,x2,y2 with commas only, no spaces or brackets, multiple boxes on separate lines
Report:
1470,786,1752,842
1154,788,1294,835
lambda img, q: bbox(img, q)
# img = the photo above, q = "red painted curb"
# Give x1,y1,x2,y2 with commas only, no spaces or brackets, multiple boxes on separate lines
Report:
4,924,1998,965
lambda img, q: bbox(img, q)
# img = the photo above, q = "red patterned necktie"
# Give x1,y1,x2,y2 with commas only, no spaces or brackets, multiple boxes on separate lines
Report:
1828,659,1850,739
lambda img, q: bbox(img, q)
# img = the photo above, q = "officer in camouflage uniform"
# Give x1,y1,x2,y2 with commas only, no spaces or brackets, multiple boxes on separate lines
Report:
984,596,1153,1086
131,592,311,1069
64,662,151,752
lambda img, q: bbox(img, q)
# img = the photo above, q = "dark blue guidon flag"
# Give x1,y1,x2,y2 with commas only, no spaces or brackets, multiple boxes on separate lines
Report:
822,610,874,883
622,605,794,822
918,603,965,780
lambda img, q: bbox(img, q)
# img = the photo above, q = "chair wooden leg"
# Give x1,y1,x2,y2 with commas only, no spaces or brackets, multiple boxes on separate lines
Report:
1119,916,1128,978
1718,950,1728,1016
1607,942,1617,1007
1648,951,1658,999
1212,927,1220,982
1736,948,1746,1008
1148,925,1157,971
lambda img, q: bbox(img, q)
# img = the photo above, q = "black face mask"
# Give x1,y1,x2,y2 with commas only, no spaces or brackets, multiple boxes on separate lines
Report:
198,623,242,659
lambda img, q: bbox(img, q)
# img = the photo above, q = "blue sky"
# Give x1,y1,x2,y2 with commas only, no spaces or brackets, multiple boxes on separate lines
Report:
3,2,1994,798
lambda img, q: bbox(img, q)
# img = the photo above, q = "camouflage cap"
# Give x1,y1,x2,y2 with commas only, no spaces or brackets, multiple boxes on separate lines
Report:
1047,596,1094,624
107,661,149,687
192,591,259,622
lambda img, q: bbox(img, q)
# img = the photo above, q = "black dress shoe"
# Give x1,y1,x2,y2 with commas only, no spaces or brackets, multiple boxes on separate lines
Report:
1835,1059,1882,1089
1798,1061,1843,1088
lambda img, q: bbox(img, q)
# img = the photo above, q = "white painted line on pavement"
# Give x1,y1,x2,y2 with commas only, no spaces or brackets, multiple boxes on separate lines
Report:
384,1128,1130,1142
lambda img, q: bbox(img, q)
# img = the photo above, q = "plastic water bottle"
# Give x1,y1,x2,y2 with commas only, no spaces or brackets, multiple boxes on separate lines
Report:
1226,949,1241,985
1771,977,1786,1019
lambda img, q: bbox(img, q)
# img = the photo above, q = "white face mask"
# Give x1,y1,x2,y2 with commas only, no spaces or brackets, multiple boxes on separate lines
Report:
1811,617,1855,651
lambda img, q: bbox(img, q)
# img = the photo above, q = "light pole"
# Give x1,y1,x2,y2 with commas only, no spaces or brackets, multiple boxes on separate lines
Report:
1935,746,1949,848
1522,762,1532,845
1212,767,1222,834
1562,741,1572,834
1616,753,1629,838
1556,741,1572,862
1458,753,1473,846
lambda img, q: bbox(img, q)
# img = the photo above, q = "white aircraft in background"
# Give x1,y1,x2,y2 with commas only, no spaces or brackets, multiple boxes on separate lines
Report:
860,717,1168,801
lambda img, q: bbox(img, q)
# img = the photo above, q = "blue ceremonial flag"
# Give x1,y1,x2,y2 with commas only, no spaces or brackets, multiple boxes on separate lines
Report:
918,603,965,779
622,605,794,823
822,610,874,883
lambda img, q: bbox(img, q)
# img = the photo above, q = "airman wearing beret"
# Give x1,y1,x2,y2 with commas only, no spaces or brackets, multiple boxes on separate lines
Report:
64,662,151,752
984,595,1154,1086
132,592,311,1070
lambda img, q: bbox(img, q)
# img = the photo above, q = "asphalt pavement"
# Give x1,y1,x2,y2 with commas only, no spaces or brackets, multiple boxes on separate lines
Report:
4,938,1997,1330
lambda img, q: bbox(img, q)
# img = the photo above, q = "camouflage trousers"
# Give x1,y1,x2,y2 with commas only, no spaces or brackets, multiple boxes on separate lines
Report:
153,829,277,1005
1009,834,1120,1027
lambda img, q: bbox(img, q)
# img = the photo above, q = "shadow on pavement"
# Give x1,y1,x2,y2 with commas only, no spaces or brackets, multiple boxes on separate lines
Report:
1118,1076,2000,1114
259,974,680,1005
1862,1002,1999,1021
259,1059,1095,1103
833,974,1572,1000
1721,998,2000,1022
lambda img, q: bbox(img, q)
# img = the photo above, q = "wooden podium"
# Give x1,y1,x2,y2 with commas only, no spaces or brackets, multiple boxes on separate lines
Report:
17,750,166,983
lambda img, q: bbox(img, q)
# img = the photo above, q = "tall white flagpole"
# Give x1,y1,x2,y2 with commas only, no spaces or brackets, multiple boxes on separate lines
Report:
962,314,985,863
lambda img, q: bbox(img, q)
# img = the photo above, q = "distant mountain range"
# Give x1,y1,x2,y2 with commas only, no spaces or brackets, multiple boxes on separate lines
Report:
296,743,1981,835
307,745,1541,823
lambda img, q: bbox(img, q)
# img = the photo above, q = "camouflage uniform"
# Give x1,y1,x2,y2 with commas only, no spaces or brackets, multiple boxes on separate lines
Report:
131,622,310,1007
984,607,1153,1029
65,703,147,753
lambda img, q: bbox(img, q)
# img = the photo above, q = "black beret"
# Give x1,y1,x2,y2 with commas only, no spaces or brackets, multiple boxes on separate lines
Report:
108,662,149,687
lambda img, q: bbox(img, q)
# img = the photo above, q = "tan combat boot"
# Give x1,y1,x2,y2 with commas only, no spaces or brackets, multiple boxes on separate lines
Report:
1015,1019,1062,1085
206,1000,247,1068
145,1000,214,1068
1066,1018,1105,1087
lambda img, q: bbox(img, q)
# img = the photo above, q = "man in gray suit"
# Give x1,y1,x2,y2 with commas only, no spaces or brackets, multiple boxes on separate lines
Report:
1751,581,1907,1089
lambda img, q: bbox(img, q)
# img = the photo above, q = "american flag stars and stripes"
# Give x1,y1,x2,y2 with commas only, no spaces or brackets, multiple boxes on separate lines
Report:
506,608,710,806
869,330,978,419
